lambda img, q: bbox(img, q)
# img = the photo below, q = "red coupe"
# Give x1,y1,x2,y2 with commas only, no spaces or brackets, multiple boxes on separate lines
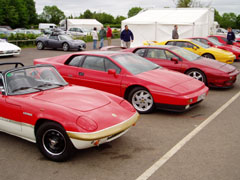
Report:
0,62,139,161
123,45,239,88
190,37,240,60
34,51,208,113
208,35,240,48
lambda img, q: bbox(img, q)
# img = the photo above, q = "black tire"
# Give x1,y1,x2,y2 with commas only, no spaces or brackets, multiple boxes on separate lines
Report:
62,43,69,51
128,87,154,114
36,122,75,162
185,69,207,85
37,41,44,50
202,53,215,59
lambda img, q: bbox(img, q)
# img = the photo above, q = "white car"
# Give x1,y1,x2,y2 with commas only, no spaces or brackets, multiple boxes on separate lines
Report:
0,39,21,57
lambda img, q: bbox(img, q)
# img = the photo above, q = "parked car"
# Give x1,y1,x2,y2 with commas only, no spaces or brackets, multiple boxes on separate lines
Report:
151,39,235,64
189,37,240,61
0,62,139,161
208,35,240,48
0,39,21,57
216,28,227,35
36,33,86,51
67,27,88,37
124,45,239,88
34,51,209,113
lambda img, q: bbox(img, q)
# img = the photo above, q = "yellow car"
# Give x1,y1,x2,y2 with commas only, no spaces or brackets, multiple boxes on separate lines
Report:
144,39,236,64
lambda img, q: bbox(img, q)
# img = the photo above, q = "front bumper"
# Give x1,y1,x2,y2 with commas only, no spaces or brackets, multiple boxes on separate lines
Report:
67,112,139,149
0,50,21,56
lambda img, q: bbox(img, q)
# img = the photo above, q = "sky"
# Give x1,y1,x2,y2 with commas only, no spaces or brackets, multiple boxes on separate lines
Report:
34,0,240,17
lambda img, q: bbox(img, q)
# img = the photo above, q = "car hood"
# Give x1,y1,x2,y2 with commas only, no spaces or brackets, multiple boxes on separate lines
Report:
207,47,233,56
33,85,110,112
136,68,204,94
193,57,236,73
0,42,21,51
219,45,240,53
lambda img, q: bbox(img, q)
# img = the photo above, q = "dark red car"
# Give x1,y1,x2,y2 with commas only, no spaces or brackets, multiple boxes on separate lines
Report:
124,45,239,88
208,35,240,48
189,37,240,61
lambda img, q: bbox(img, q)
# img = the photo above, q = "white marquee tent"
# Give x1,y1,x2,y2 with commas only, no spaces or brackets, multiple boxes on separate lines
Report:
121,8,215,47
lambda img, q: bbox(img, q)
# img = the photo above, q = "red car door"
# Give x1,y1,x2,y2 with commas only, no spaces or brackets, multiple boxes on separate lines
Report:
143,48,183,72
65,55,123,96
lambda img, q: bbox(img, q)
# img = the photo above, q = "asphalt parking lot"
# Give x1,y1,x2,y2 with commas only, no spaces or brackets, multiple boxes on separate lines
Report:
0,40,240,180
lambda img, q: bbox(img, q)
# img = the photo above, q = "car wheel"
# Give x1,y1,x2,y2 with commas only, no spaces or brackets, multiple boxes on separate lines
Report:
202,53,215,59
128,87,154,114
186,69,207,85
37,41,44,50
62,43,69,51
36,122,74,162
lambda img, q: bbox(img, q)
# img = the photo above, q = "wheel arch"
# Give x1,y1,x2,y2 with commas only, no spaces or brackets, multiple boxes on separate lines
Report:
124,85,150,100
34,118,65,136
202,53,215,59
184,68,208,85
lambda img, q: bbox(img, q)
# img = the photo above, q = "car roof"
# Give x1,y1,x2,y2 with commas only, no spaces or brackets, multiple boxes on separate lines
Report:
74,50,132,57
167,39,192,42
135,45,174,49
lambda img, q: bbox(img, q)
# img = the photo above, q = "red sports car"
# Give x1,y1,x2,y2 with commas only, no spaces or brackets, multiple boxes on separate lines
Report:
189,37,240,61
0,62,139,161
208,35,240,48
34,51,209,113
123,45,239,88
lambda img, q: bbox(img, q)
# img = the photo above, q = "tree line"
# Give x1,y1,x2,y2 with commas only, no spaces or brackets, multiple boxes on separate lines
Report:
0,0,239,29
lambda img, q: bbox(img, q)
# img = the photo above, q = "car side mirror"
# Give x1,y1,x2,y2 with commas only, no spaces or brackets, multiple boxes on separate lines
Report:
171,57,178,64
193,46,198,50
207,42,212,46
108,69,117,77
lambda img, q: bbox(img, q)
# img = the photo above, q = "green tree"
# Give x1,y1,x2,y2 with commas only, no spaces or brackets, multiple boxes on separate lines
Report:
177,0,192,7
25,0,38,26
127,7,143,18
79,9,94,19
236,15,240,29
39,5,65,24
115,16,126,24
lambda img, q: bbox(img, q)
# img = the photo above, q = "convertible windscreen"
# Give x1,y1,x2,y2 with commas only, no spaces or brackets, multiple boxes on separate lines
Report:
5,66,68,95
112,54,161,75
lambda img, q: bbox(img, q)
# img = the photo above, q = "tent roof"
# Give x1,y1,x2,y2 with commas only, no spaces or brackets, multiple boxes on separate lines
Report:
122,8,213,25
67,19,103,25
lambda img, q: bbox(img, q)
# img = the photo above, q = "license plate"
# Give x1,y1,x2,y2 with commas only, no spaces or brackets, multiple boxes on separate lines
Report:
197,93,206,101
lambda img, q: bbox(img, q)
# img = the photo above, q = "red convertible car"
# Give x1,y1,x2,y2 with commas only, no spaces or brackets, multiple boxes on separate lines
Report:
190,37,240,61
124,45,239,88
208,35,240,48
34,51,209,113
0,62,139,161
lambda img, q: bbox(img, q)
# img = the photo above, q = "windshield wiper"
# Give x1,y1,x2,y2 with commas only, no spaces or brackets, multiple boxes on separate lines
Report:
12,87,42,93
37,83,64,88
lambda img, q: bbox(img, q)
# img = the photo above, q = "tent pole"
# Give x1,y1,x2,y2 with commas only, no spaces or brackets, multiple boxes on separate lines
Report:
155,22,157,40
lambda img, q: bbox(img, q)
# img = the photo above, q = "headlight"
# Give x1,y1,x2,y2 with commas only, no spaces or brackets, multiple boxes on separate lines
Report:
76,116,98,131
120,100,136,112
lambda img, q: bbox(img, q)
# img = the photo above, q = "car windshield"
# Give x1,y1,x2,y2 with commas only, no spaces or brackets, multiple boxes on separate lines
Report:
191,39,210,48
111,53,161,75
5,66,68,95
59,35,73,41
170,47,200,61
207,38,223,46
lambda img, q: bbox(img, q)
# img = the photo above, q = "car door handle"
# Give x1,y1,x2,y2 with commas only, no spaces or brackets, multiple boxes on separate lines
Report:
78,72,84,76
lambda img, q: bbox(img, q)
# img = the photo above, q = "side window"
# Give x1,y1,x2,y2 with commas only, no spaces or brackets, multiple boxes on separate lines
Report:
175,41,185,47
200,39,208,45
165,51,180,60
209,37,218,41
82,56,105,71
104,58,121,74
185,42,194,48
134,49,146,57
146,49,167,59
67,56,85,67
49,36,58,40
166,41,175,45
221,37,227,42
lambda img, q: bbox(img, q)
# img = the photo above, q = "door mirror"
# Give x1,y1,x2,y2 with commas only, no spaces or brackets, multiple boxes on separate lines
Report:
108,69,117,77
171,57,178,64
207,42,213,46
193,46,198,50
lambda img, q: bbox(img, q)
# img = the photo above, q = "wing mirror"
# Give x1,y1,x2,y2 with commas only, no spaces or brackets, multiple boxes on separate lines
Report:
171,57,178,64
108,69,117,77
207,42,212,46
193,46,198,50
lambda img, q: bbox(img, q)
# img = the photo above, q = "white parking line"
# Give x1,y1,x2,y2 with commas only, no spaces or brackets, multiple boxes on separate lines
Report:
136,90,240,180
